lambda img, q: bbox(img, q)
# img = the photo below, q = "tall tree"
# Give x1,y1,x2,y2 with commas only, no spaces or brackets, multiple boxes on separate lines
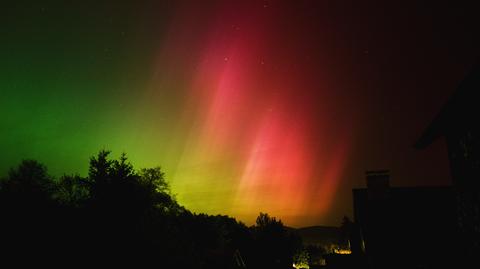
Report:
252,212,301,268
1,159,53,200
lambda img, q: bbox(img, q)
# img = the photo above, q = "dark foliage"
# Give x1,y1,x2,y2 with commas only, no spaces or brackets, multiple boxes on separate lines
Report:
0,151,301,268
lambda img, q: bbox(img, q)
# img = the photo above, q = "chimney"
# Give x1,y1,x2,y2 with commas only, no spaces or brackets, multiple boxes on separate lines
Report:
366,170,390,200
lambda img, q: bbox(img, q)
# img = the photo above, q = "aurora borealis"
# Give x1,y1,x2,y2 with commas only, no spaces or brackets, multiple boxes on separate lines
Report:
146,2,355,225
2,0,480,226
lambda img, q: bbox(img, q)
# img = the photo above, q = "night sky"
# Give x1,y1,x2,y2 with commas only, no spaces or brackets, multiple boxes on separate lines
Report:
1,0,479,227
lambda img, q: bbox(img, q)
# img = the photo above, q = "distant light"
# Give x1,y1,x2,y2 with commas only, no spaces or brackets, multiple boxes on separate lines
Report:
334,249,352,255
293,263,310,269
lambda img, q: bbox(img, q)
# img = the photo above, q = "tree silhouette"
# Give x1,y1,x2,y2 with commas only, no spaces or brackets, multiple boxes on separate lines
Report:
0,159,59,259
110,152,135,180
0,150,303,267
293,248,310,268
88,149,112,182
340,215,354,247
139,166,168,193
2,159,53,198
55,174,89,206
252,212,302,268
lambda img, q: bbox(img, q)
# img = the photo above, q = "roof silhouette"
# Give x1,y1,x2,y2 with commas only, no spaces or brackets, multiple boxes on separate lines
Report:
415,64,480,149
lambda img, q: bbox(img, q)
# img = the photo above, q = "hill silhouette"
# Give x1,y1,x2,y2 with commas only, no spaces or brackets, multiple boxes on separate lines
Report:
296,226,342,246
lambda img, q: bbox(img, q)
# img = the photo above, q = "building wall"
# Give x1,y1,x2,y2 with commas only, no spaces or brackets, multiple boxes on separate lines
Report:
445,128,480,264
353,187,458,269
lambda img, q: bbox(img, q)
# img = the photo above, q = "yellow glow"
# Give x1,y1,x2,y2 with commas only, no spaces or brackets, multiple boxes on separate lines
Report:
333,249,352,255
293,263,310,269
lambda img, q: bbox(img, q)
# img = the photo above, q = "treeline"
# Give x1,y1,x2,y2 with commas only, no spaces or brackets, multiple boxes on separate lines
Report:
0,150,301,268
